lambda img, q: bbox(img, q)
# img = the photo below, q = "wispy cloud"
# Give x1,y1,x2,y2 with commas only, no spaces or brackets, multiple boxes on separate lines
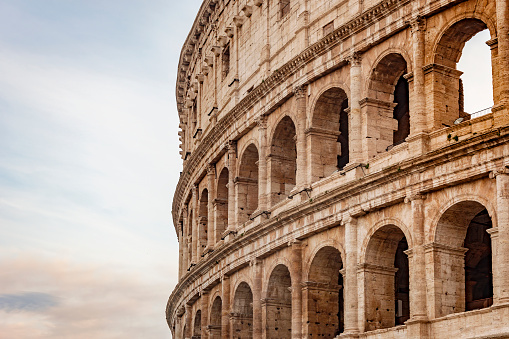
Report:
0,254,172,338
0,293,59,313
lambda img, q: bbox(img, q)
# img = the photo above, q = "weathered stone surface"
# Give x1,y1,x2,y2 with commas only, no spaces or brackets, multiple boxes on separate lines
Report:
168,0,509,338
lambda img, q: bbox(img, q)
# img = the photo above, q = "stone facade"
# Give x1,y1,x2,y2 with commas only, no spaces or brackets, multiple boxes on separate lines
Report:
167,0,509,337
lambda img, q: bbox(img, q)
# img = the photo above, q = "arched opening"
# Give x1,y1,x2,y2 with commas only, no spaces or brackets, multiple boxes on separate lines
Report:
434,201,493,316
431,19,493,128
457,28,493,117
232,282,253,339
309,88,349,183
237,144,259,224
305,246,344,338
269,116,297,206
365,53,408,156
265,264,292,338
198,189,208,257
193,310,202,338
363,225,409,331
210,296,222,339
464,209,493,311
216,168,229,241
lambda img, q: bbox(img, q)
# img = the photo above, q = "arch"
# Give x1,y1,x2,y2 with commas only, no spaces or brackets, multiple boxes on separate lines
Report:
365,52,409,156
432,199,494,316
265,264,292,338
269,115,297,206
198,189,209,257
216,167,229,240
209,296,222,339
431,194,497,244
305,246,344,338
309,86,349,182
362,223,410,330
237,143,259,223
429,16,495,128
193,309,202,338
232,282,253,339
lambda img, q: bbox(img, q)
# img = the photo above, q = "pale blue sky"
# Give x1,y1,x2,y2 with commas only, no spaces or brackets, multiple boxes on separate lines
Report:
0,1,492,338
0,0,201,338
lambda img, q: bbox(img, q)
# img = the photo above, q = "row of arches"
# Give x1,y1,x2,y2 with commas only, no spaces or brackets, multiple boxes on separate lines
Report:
180,16,495,271
183,198,494,337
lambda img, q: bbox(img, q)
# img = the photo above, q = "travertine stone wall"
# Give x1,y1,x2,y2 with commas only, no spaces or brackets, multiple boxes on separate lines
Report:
168,0,509,338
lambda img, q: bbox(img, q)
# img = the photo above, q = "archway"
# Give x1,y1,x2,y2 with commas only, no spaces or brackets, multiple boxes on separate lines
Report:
431,18,493,128
237,144,259,224
216,168,229,241
265,264,292,338
309,87,349,183
198,189,208,257
366,53,409,155
232,282,253,339
269,116,297,206
210,296,222,339
363,225,409,330
193,309,202,338
305,246,344,338
434,201,493,316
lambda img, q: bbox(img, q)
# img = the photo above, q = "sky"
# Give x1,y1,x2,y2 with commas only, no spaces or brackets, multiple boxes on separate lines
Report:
0,1,492,338
0,0,202,338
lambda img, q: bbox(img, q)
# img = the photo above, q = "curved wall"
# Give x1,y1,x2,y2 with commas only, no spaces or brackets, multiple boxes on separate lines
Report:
169,0,509,338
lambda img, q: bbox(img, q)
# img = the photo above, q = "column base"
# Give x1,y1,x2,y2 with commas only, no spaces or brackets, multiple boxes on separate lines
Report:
406,132,430,156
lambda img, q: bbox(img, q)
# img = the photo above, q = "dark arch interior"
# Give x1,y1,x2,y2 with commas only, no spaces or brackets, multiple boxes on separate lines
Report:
238,144,259,223
270,116,297,204
307,246,344,337
266,264,292,338
216,168,229,239
464,208,493,311
233,282,253,339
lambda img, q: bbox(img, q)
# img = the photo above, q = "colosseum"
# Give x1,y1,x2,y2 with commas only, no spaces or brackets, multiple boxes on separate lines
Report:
166,0,509,337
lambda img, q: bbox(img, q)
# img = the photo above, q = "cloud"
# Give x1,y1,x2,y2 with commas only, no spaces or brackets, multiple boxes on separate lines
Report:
0,254,172,339
0,293,59,313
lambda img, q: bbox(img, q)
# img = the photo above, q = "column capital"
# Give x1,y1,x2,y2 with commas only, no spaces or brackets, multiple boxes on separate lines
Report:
192,184,199,195
226,140,237,154
347,52,362,66
490,165,509,178
254,115,268,129
404,193,427,203
293,84,308,99
250,257,262,266
288,239,303,248
182,204,188,214
409,16,426,33
207,163,216,176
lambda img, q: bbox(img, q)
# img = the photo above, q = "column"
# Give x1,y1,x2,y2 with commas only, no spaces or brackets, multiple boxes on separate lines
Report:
192,185,199,264
409,17,427,135
343,215,359,334
404,194,429,339
221,275,231,339
491,168,509,303
227,141,237,236
348,54,362,164
251,259,263,338
207,164,216,251
294,85,308,189
290,240,303,338
255,116,268,213
405,194,428,319
496,0,509,105
185,304,192,339
202,291,210,339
